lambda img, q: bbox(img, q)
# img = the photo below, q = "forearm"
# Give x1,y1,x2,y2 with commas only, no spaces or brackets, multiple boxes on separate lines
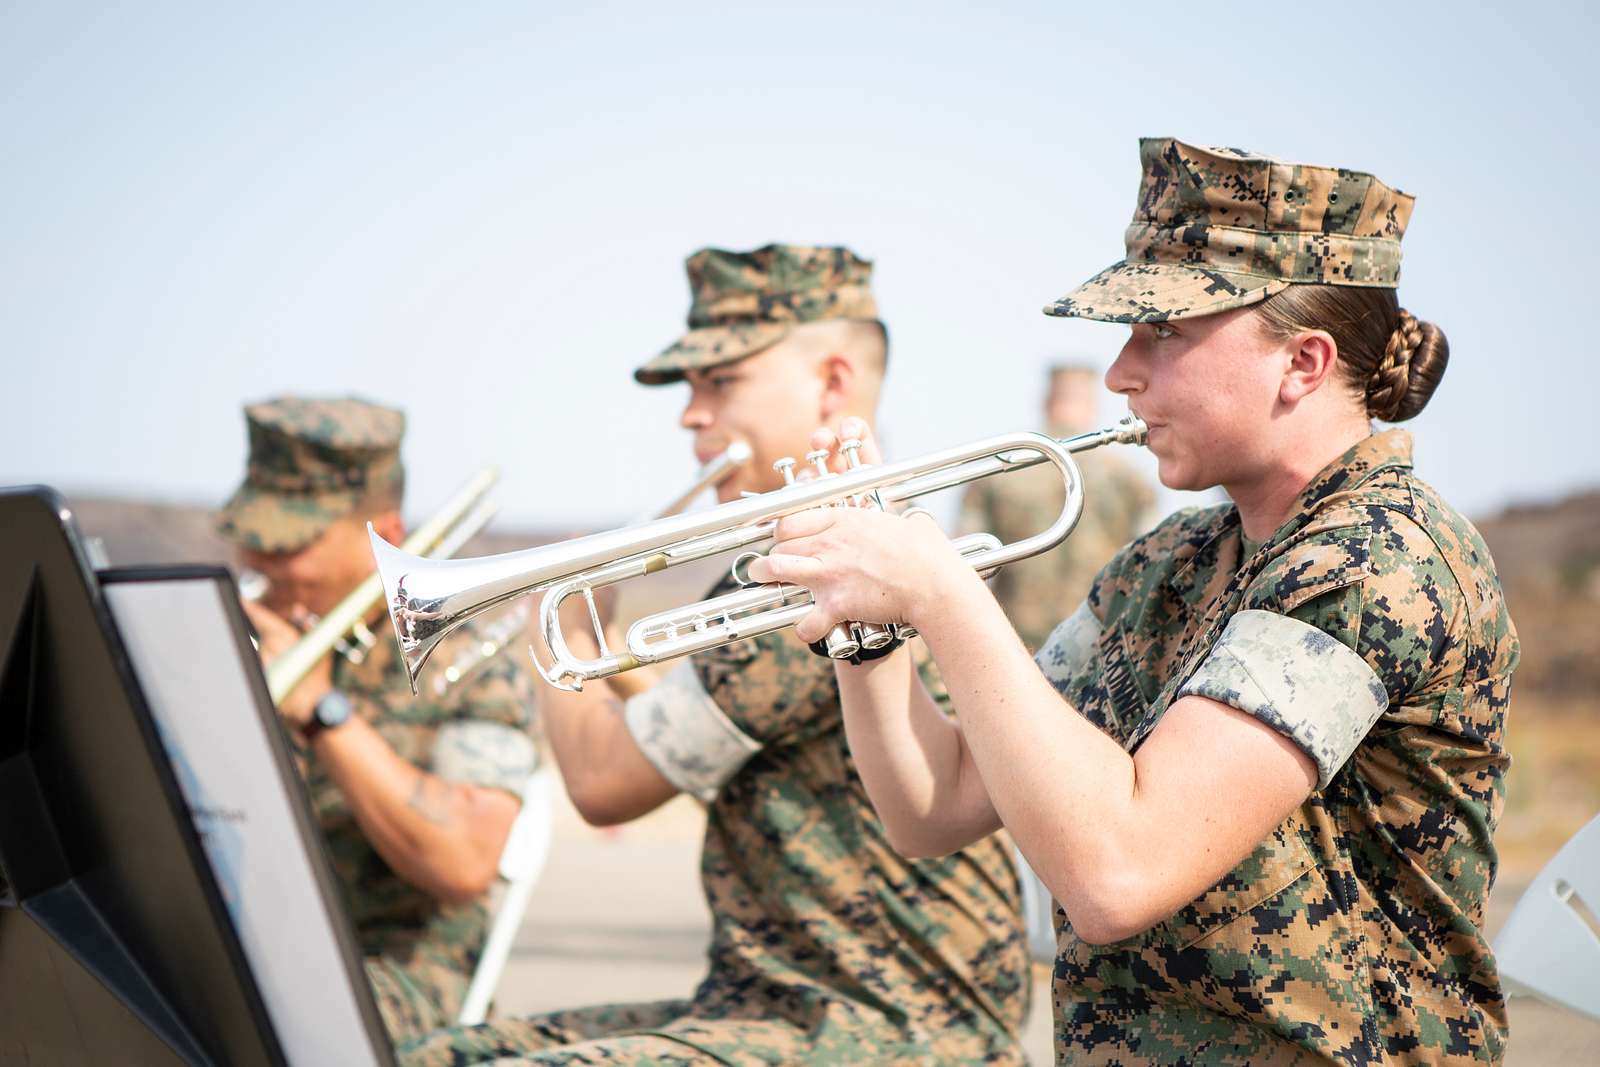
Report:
539,681,650,823
908,566,1152,938
312,717,517,904
836,648,1000,856
537,623,680,826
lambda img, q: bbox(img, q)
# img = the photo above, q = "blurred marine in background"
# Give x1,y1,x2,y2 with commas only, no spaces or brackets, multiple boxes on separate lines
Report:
958,363,1154,651
217,397,540,1043
401,245,1030,1066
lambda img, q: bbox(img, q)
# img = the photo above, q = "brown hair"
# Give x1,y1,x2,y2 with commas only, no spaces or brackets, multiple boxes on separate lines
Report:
1253,286,1449,423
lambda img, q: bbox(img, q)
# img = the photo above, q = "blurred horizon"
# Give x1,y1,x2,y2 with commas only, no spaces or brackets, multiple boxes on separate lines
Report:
4,2,1596,529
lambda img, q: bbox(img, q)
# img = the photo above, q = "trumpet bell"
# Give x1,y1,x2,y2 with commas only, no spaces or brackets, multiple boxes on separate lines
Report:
370,525,571,695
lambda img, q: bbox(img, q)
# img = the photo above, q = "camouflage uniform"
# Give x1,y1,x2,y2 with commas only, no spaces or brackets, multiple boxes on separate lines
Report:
319,627,538,1041
1031,142,1519,1063
959,433,1153,651
1035,431,1516,1064
402,246,1031,1065
217,398,541,1043
403,618,1030,1067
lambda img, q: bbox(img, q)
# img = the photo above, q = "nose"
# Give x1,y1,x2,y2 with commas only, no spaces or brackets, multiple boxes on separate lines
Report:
679,385,712,431
1104,331,1144,399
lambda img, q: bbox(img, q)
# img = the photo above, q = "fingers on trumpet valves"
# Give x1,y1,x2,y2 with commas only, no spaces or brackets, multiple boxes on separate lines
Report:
731,550,763,588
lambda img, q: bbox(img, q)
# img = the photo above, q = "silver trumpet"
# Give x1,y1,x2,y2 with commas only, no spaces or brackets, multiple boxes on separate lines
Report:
371,417,1147,694
421,442,753,697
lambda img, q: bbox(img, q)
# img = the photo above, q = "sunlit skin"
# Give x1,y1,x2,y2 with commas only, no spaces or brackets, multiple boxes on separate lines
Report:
237,510,402,725
239,510,402,622
744,306,1374,943
679,331,869,503
1106,308,1371,536
235,506,516,904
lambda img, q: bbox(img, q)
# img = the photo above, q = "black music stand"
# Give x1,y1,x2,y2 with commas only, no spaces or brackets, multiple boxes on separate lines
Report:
0,486,392,1067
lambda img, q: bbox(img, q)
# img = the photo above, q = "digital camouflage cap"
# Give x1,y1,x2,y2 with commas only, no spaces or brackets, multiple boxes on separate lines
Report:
634,243,880,385
216,396,406,552
1046,137,1414,324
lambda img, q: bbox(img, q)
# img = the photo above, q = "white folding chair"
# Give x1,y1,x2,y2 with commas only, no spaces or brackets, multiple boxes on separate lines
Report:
1493,811,1600,1022
1013,846,1057,965
457,767,556,1025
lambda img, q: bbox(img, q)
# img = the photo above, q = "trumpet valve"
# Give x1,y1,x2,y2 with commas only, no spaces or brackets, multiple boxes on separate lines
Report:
857,622,896,650
773,457,797,485
823,622,861,660
839,438,863,469
805,449,832,479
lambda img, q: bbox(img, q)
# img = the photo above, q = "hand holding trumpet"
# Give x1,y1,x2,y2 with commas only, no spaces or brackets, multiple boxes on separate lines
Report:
748,417,966,651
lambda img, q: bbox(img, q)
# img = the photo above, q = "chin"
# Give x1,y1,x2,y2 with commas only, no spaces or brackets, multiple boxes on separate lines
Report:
1154,456,1204,493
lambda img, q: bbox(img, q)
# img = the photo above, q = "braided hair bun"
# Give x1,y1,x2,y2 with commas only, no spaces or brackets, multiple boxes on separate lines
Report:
1365,309,1448,422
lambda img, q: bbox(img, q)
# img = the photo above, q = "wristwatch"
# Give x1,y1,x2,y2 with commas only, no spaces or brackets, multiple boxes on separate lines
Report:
302,689,353,742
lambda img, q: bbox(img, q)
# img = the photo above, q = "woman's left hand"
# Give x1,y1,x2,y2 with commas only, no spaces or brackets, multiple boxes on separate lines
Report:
744,418,968,645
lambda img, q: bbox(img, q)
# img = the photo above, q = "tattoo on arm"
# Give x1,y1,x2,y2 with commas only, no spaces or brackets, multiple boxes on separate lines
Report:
407,771,458,827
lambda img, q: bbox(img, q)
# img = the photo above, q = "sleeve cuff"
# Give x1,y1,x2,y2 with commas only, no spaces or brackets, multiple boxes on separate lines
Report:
431,720,539,796
1178,609,1388,789
624,660,762,802
1035,601,1102,698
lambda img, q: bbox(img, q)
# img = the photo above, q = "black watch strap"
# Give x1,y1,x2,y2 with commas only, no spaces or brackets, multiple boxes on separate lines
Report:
301,689,353,743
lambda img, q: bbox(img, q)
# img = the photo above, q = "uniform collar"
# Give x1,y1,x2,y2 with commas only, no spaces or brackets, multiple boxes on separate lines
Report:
1162,508,1244,612
1270,428,1414,544
1162,429,1412,605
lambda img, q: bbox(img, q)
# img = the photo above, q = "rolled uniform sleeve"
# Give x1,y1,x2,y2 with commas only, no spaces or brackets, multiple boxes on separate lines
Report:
1035,601,1103,700
624,660,761,802
1178,519,1461,789
430,644,540,798
1179,610,1387,788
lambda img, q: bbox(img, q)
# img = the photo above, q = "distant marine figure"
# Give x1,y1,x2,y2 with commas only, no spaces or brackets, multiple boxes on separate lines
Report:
959,362,1154,650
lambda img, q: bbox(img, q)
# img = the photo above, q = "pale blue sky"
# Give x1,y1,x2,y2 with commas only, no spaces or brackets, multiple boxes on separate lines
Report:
3,3,1593,530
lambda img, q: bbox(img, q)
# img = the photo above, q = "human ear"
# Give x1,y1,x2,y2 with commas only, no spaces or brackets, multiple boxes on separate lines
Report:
1279,330,1338,406
817,353,855,421
371,509,405,545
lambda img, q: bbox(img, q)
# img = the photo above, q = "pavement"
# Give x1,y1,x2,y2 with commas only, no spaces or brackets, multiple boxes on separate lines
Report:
485,784,1600,1065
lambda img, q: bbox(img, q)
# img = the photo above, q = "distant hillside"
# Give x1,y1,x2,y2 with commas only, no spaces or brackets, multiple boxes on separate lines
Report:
1474,490,1600,700
66,494,580,570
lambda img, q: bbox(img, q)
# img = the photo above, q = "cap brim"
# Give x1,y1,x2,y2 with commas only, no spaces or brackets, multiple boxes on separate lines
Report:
634,322,792,385
1043,261,1289,324
215,484,358,553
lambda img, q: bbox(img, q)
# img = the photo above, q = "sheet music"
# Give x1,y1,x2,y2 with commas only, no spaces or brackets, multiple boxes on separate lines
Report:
105,577,388,1067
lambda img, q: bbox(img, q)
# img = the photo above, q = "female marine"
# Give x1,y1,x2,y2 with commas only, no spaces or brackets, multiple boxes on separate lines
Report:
752,138,1518,1065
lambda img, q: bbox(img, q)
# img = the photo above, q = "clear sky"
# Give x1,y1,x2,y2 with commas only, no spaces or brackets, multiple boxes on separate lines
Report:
4,3,1594,531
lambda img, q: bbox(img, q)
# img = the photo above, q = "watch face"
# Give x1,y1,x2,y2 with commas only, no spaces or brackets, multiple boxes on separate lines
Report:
315,690,353,729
